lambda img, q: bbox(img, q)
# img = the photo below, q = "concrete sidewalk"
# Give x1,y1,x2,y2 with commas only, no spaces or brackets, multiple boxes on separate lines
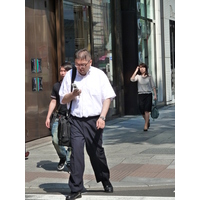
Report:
25,104,175,195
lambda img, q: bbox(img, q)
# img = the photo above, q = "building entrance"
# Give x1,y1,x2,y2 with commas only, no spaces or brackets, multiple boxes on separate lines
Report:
62,1,116,117
63,1,91,62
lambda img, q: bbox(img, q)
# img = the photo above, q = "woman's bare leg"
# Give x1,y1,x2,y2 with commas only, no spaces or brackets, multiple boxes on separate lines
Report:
144,112,150,130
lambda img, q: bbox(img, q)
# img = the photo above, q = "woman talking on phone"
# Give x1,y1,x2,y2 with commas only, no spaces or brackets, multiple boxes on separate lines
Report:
130,63,157,131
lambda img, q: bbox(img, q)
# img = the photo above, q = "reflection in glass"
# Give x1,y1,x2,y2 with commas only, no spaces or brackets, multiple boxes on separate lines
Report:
137,0,156,84
62,0,115,109
37,58,42,73
146,0,154,19
37,77,43,91
31,58,36,73
92,0,115,108
137,19,156,83
32,78,37,91
138,0,145,17
137,18,146,64
92,1,113,83
63,1,90,62
137,0,154,19
147,21,156,81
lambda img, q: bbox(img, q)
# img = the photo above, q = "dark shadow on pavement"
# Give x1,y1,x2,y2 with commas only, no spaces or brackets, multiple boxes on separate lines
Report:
39,183,70,195
37,160,70,173
37,160,58,171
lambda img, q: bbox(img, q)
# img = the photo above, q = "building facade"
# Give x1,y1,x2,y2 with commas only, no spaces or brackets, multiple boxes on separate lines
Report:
25,0,175,142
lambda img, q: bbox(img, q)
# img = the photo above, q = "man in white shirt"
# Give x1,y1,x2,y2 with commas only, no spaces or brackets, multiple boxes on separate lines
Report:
59,48,116,200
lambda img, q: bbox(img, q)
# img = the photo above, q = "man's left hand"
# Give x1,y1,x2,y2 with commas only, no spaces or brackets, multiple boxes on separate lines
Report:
96,118,105,129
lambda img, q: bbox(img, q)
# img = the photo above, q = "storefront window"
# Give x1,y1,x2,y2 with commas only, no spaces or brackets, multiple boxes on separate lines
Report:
92,0,115,108
137,0,145,18
63,1,113,85
62,0,115,109
147,21,156,79
63,1,90,63
137,0,154,20
146,0,154,19
92,0,113,84
137,0,156,84
137,18,146,64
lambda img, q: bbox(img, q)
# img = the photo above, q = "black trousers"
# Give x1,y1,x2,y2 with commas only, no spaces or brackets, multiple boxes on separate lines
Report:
69,115,110,192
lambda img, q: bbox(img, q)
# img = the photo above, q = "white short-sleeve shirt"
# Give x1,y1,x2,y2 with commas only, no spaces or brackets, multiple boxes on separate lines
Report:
59,66,116,118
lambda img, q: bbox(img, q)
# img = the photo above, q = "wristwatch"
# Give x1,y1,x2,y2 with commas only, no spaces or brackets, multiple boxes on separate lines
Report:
99,116,106,121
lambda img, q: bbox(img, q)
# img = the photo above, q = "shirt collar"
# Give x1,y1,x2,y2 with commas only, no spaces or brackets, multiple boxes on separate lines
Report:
77,66,91,77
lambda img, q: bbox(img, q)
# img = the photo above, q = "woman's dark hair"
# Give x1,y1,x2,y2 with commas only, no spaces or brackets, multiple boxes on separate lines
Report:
139,62,149,76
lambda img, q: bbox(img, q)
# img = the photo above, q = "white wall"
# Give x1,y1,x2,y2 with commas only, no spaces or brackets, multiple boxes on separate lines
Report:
155,0,175,104
163,0,175,104
155,0,164,102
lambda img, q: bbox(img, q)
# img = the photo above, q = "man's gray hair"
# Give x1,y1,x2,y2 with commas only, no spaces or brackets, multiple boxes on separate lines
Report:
74,48,91,61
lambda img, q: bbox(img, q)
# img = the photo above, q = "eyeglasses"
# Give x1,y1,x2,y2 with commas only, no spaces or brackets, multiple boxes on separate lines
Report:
75,60,90,67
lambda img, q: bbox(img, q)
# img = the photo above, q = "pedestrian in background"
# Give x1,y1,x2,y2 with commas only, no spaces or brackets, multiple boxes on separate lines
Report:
130,62,157,131
59,48,116,200
45,62,72,171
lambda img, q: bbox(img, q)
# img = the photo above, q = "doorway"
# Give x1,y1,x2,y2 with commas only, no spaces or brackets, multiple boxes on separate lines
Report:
63,1,91,63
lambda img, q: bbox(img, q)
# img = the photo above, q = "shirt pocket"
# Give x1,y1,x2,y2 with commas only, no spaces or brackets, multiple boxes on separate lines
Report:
90,87,100,96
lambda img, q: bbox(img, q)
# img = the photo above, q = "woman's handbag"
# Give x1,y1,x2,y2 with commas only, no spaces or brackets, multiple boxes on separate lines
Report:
151,100,159,120
57,66,76,147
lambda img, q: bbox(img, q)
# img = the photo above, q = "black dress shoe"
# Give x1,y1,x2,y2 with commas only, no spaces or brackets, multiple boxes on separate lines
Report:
65,192,81,200
102,180,114,193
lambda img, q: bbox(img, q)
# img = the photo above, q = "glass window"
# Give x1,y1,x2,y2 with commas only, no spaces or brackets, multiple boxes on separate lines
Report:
63,0,115,109
137,0,154,19
146,0,154,19
137,0,145,17
63,1,91,63
138,20,156,78
137,1,156,84
138,18,145,63
147,21,156,80
92,0,115,108
92,0,113,83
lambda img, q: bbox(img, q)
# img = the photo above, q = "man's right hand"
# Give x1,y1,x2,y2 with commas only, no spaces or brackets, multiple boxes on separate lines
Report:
72,89,81,96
